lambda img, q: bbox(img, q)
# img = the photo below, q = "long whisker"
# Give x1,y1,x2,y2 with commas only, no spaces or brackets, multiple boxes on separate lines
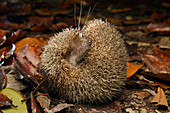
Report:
84,6,91,26
78,0,83,30
84,2,98,25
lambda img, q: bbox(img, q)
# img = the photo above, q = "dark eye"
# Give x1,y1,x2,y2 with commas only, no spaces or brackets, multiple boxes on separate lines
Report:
87,39,92,45
68,51,72,55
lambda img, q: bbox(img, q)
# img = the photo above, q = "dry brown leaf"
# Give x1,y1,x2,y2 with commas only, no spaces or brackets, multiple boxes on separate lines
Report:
151,87,168,107
51,22,69,31
147,22,170,33
150,12,165,21
31,92,40,113
35,8,72,16
124,19,152,25
134,91,150,99
5,29,25,46
50,103,74,113
142,47,170,76
158,37,170,49
31,24,49,32
0,93,13,107
36,94,50,109
126,62,144,78
109,8,131,13
107,17,123,25
15,45,42,84
152,81,170,89
14,37,47,54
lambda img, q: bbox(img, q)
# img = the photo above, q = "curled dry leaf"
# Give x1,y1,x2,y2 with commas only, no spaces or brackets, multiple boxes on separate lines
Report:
142,46,170,80
31,92,40,113
152,81,170,90
15,45,42,84
14,37,47,54
52,22,69,31
147,22,170,34
5,29,25,46
134,91,150,99
49,103,74,113
151,87,168,108
126,62,144,78
0,93,13,107
27,16,54,28
142,55,170,74
36,94,50,110
3,64,28,91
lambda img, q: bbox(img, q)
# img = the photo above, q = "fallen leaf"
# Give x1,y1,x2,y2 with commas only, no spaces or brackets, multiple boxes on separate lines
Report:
35,8,72,16
51,22,69,31
3,64,28,91
36,94,50,109
27,16,54,28
50,103,74,113
0,88,28,113
15,45,41,84
123,19,152,25
152,81,170,89
142,47,170,75
31,24,49,32
109,8,131,13
5,29,25,46
126,62,144,78
31,92,40,113
134,91,150,98
14,37,47,54
151,87,168,108
147,22,170,34
107,17,123,25
150,12,165,21
158,37,170,49
0,93,12,107
142,55,170,73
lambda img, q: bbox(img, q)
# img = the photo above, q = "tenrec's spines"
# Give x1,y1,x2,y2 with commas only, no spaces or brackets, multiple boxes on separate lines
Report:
39,19,128,104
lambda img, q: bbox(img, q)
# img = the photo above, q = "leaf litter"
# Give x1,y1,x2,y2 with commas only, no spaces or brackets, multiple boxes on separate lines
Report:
0,0,169,112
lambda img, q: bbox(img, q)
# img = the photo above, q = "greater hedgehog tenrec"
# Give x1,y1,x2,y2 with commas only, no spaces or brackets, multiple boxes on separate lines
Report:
39,19,128,104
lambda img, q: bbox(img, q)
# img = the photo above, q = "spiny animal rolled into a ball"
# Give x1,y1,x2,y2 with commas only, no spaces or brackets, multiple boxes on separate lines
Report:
39,19,128,104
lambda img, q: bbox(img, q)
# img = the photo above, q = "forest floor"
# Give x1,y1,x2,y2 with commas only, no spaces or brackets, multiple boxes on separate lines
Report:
0,0,170,113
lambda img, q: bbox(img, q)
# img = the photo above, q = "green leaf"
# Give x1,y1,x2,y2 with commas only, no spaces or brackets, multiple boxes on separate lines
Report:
0,88,28,113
